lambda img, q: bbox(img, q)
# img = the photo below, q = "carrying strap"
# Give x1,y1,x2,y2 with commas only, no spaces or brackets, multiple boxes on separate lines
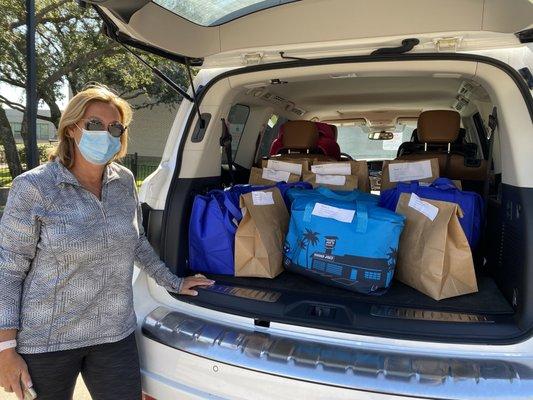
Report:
430,177,458,191
315,187,361,201
220,118,235,185
303,201,368,233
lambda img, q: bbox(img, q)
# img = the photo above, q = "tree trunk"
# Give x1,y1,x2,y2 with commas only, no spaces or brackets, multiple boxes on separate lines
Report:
46,99,61,128
0,108,23,179
19,111,30,151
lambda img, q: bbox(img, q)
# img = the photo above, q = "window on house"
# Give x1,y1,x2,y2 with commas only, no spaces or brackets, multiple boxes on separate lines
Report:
11,122,21,135
36,123,50,140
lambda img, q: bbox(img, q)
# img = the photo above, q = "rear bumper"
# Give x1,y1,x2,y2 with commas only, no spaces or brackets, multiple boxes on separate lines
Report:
140,334,429,400
140,306,533,400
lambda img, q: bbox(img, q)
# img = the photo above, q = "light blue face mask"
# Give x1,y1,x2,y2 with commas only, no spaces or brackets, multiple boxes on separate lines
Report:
75,127,121,165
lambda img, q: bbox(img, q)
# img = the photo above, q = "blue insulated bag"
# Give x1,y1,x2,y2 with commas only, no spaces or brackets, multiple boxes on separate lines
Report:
379,178,483,247
189,182,312,275
284,197,405,294
286,186,380,205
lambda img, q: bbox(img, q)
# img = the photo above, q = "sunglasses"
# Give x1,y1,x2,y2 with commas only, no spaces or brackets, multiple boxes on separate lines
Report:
81,118,126,137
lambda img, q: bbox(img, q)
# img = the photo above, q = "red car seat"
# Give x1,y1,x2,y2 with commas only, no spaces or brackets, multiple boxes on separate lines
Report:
269,121,341,160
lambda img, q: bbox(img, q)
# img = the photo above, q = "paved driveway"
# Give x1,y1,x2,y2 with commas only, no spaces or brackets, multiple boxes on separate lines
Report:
0,376,91,399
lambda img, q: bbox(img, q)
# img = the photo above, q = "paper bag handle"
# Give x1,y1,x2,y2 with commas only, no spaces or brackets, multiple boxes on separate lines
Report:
303,201,368,233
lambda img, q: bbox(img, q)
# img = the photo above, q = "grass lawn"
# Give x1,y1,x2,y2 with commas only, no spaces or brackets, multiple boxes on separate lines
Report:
0,168,13,188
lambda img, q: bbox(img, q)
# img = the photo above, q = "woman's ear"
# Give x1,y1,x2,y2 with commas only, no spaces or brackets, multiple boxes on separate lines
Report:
66,124,76,138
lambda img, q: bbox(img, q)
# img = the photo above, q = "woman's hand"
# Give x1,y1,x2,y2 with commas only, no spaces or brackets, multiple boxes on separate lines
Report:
179,274,215,296
0,348,32,400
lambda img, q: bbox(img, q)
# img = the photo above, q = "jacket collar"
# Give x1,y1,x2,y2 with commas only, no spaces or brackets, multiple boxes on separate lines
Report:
54,158,120,187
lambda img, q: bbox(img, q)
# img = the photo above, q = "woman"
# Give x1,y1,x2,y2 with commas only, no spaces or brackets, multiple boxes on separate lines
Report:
0,85,214,400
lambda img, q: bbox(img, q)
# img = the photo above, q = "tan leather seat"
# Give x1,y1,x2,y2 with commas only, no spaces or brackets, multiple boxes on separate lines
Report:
397,110,487,190
281,121,319,151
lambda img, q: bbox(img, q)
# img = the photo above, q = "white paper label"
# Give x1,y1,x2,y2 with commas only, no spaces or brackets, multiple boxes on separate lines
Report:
252,191,274,206
388,160,433,183
262,168,291,182
315,174,346,186
408,193,439,221
311,163,351,175
266,160,302,176
312,203,355,223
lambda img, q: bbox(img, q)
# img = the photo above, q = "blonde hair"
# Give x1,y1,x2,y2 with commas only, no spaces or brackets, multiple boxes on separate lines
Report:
49,84,132,168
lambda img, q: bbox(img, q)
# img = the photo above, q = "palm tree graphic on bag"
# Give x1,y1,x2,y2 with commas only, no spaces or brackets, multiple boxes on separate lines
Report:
296,229,320,268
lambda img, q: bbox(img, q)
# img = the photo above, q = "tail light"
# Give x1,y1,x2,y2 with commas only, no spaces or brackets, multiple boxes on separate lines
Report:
142,393,157,400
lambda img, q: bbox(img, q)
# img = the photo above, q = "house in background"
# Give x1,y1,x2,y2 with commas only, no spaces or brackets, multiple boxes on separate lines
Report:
5,108,57,143
126,98,180,160
3,97,180,162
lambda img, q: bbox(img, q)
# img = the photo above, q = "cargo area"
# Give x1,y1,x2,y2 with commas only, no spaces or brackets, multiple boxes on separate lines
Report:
154,57,533,344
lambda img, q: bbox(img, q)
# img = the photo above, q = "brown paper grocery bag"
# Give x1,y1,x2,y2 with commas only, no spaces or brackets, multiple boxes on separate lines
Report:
395,193,478,300
249,167,300,185
312,160,370,192
234,188,289,278
381,158,439,191
261,158,309,176
302,171,358,190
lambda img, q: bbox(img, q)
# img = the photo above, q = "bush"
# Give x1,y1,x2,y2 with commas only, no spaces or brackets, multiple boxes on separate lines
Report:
16,143,56,164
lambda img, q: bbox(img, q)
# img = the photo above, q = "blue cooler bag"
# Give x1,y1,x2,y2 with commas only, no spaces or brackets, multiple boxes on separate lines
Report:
379,178,483,247
284,197,405,294
287,186,380,205
189,182,312,275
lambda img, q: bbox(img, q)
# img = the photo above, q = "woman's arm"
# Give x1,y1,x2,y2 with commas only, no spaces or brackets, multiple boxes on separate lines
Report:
131,176,213,295
0,176,41,399
0,176,41,331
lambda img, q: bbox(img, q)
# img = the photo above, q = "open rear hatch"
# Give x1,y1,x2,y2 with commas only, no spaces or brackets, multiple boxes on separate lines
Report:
86,0,533,344
86,0,532,68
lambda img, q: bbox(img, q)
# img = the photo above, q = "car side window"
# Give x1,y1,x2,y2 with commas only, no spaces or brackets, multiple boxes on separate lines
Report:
257,114,288,160
222,104,250,163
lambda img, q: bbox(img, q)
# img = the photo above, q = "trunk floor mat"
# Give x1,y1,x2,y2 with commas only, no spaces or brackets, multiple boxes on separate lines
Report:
206,272,514,315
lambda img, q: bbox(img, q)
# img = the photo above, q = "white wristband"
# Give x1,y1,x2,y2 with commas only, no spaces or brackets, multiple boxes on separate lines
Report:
0,340,17,353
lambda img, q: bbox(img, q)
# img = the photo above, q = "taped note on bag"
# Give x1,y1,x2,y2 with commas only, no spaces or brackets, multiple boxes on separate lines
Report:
315,174,346,186
312,203,355,223
252,191,274,206
408,193,438,221
388,160,432,183
262,168,291,182
311,163,351,175
267,160,302,176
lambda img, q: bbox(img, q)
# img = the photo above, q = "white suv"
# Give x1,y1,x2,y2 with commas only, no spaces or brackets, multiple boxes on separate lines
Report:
88,1,533,399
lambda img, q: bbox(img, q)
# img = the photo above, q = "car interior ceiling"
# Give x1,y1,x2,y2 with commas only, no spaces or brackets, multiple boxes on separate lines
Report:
160,72,530,343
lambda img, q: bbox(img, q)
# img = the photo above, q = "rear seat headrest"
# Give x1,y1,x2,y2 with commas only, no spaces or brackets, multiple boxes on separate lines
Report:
417,110,460,143
281,121,319,149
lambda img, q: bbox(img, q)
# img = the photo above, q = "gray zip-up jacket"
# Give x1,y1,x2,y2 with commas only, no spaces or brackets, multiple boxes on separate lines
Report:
0,159,183,353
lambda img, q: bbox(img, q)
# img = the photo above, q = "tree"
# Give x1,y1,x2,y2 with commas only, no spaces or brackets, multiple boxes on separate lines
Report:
0,0,190,177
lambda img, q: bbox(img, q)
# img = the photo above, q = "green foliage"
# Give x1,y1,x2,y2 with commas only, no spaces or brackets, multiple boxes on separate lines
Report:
16,143,55,164
0,0,190,115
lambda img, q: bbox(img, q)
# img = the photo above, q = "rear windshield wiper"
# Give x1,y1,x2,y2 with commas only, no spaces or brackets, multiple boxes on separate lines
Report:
371,38,420,55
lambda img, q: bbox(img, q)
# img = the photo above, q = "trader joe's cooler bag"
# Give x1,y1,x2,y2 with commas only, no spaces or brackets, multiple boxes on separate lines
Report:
283,197,405,294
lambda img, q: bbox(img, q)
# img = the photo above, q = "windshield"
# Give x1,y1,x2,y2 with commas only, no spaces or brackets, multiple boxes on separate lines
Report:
153,0,298,26
336,123,416,161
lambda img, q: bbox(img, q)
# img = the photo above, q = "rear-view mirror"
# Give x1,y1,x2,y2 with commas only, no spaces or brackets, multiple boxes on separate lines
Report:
368,131,394,140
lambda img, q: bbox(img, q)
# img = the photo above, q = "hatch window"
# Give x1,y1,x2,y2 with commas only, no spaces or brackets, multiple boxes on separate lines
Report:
153,0,298,26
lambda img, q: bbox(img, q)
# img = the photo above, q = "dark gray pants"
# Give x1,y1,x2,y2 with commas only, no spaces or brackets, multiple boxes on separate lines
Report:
21,333,142,400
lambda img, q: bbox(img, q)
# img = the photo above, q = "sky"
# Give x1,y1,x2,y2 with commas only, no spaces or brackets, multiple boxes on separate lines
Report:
0,82,70,111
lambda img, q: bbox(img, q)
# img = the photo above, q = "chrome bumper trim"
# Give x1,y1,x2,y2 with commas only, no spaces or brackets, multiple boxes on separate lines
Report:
142,307,533,399
370,305,495,323
199,283,281,302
